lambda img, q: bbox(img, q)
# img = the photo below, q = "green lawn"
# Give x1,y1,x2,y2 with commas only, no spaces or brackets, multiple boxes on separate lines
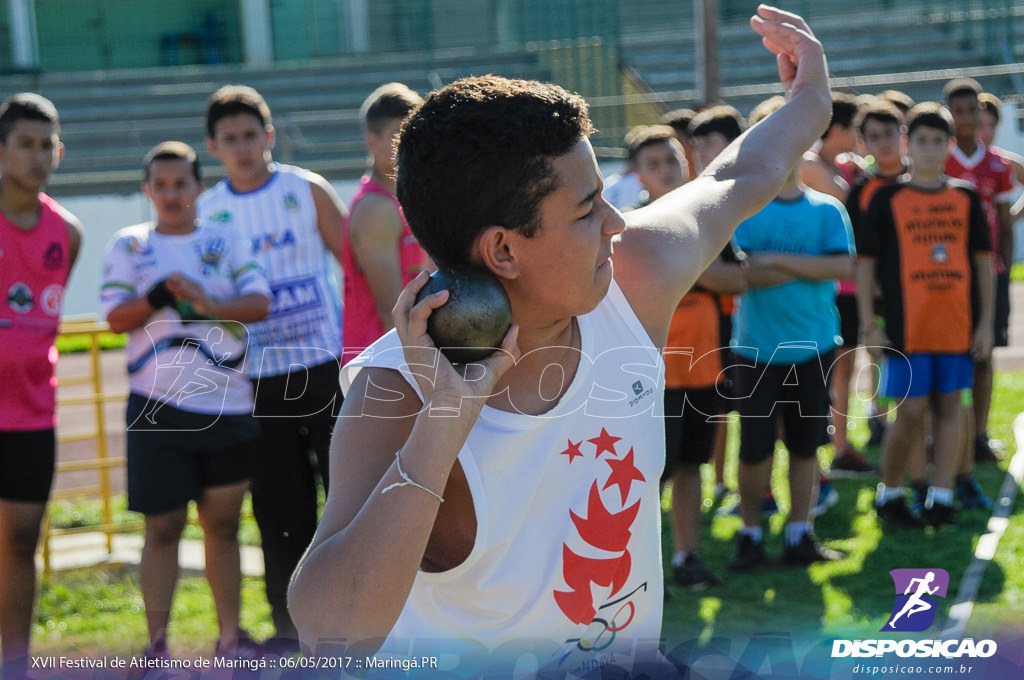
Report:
661,371,1024,657
32,373,1024,662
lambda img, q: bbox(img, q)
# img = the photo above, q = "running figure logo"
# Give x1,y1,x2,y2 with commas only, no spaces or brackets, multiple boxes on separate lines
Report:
883,568,949,632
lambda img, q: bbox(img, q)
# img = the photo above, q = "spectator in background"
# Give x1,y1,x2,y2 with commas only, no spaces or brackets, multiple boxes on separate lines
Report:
879,89,916,122
200,84,348,651
342,82,430,365
846,99,911,455
602,126,645,210
858,104,994,528
627,125,744,588
0,92,82,680
101,142,271,657
800,91,878,477
728,96,854,570
943,78,1014,465
662,107,699,182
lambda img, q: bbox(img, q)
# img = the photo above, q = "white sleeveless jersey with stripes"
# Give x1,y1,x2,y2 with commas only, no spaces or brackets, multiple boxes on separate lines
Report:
199,164,342,378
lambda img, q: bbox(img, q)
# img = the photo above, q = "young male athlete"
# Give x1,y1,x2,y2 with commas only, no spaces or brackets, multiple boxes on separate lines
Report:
727,100,855,571
845,99,916,475
628,125,743,589
290,7,832,674
343,82,429,365
200,85,348,649
858,103,994,528
798,93,877,476
942,78,1014,465
101,142,271,657
0,93,82,680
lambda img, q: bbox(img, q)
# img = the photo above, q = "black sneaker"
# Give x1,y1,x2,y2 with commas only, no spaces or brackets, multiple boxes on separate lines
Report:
728,533,766,571
830,449,879,478
867,417,886,448
974,434,1003,463
876,497,921,528
956,475,994,510
781,532,846,565
672,554,723,589
922,500,957,527
909,481,929,517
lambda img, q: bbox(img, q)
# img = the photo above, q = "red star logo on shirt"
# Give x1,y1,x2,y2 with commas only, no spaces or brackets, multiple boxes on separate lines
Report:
604,447,646,504
560,439,584,464
588,428,621,459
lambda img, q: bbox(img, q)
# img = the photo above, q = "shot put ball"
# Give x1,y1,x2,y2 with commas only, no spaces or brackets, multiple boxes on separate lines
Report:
415,266,513,364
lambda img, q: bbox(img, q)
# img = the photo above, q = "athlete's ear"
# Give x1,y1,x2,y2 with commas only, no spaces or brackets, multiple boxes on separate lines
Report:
206,137,218,157
266,124,276,150
475,225,519,280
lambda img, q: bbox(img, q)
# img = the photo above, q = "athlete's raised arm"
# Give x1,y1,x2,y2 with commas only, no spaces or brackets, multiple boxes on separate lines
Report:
613,5,832,346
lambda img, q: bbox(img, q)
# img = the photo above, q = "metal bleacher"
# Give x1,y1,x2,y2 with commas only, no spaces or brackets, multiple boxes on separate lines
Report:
618,1,1024,117
2,47,551,197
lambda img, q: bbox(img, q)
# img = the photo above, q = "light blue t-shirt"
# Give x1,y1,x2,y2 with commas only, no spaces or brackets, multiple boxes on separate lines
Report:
731,188,855,365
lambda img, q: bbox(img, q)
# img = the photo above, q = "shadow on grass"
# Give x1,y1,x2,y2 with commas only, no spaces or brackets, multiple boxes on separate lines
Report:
661,473,1012,655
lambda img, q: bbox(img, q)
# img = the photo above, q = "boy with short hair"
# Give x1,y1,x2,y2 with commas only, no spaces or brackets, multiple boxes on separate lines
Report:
942,78,1013,465
661,107,699,181
858,103,994,528
688,104,746,174
290,7,832,673
0,93,82,679
727,102,855,570
200,84,348,648
101,142,271,657
800,91,877,476
629,124,687,205
627,124,743,589
343,82,429,365
847,99,909,452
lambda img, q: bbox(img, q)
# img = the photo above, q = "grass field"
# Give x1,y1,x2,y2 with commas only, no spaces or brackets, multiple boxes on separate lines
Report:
31,373,1024,660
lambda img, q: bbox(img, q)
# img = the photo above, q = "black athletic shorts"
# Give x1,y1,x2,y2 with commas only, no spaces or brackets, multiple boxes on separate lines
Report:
662,386,725,482
733,351,834,465
995,270,1011,348
125,393,258,515
836,293,860,348
0,429,55,503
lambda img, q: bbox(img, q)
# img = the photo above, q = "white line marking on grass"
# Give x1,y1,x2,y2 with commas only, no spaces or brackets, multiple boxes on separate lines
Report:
940,413,1024,640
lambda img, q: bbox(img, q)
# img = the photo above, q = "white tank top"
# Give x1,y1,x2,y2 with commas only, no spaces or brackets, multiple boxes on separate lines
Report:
198,164,342,378
341,281,666,675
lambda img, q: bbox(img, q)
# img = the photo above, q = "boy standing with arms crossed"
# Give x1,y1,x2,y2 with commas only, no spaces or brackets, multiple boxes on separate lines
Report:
199,85,348,650
858,103,994,528
727,99,855,570
0,93,83,679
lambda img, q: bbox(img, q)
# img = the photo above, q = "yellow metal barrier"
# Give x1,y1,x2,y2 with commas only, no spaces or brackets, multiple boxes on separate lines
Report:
41,315,137,576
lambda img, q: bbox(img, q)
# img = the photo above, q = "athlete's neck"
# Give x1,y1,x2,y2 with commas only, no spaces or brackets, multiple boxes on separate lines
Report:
370,166,396,195
0,180,42,230
228,163,274,194
154,218,198,236
956,136,979,156
910,169,944,189
877,160,906,177
488,316,580,415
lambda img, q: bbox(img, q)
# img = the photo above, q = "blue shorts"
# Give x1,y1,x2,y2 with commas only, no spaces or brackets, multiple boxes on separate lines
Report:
881,353,973,399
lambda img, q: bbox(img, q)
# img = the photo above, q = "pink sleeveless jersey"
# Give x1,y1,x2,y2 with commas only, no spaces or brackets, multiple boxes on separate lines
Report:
0,194,70,430
342,175,427,364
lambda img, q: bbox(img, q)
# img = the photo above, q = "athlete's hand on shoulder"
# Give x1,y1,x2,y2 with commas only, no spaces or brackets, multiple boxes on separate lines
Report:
394,271,520,417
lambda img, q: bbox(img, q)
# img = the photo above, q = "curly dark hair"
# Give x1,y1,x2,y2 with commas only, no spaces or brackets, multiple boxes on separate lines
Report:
396,75,594,268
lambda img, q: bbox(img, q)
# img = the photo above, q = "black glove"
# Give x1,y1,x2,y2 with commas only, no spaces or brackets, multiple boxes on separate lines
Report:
145,279,176,309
